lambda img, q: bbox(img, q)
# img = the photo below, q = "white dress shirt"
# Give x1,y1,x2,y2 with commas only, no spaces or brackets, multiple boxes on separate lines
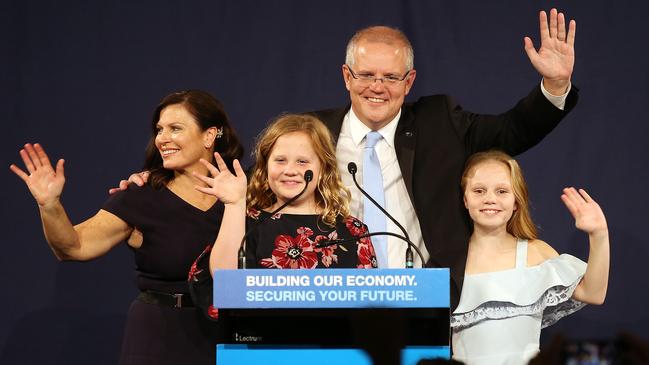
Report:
336,109,429,268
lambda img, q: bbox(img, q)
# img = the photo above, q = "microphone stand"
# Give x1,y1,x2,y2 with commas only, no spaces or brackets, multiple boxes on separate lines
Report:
315,231,424,269
348,162,415,268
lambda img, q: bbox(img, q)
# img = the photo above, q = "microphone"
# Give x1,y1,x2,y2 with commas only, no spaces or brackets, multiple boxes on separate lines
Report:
315,231,425,267
347,162,415,268
237,170,313,269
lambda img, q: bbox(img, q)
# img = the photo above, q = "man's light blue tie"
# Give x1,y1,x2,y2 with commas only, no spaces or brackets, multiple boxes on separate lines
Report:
363,131,388,268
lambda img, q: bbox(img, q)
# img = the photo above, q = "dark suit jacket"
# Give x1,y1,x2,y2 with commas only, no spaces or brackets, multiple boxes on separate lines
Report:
311,85,579,310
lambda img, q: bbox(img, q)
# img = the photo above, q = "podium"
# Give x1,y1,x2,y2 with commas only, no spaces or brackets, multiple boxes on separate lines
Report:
213,268,450,365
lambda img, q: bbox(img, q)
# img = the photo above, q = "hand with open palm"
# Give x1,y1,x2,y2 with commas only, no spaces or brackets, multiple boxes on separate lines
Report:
561,187,608,236
194,152,247,206
10,143,66,208
524,8,576,95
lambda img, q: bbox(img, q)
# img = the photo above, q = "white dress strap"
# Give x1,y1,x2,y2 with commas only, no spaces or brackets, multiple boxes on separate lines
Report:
515,239,528,269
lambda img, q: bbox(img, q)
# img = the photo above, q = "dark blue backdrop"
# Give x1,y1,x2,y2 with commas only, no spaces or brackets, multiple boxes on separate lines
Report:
2,1,648,363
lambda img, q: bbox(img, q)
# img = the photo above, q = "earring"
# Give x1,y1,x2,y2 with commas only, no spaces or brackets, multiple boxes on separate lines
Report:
215,127,224,139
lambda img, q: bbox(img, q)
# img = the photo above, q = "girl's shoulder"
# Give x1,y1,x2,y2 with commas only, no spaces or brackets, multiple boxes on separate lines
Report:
526,239,560,266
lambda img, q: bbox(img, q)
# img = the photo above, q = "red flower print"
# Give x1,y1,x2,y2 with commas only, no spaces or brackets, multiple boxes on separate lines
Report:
313,234,338,267
259,257,276,268
207,305,219,320
188,244,211,282
312,230,337,252
327,230,338,241
296,226,314,237
320,247,338,267
188,261,202,282
359,236,372,246
247,208,261,220
357,242,378,269
345,217,368,237
264,234,318,269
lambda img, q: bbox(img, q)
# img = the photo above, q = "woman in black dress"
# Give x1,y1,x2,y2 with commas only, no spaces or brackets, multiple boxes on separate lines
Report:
10,90,243,365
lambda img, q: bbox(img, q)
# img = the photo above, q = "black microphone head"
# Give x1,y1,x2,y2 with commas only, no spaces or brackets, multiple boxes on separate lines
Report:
304,170,314,182
348,162,358,175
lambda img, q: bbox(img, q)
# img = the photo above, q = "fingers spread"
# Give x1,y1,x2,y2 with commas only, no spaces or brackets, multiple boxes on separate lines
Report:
19,148,36,173
561,193,578,216
199,158,221,176
34,143,53,168
523,36,535,51
565,187,585,204
24,144,42,168
578,188,594,203
55,159,65,176
549,8,558,39
557,12,566,41
539,10,550,41
523,37,540,64
567,20,576,46
194,185,214,196
213,152,228,172
9,164,29,182
192,171,213,187
233,159,245,177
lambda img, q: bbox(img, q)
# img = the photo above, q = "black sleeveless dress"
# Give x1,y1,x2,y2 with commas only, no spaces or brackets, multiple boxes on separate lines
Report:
103,184,223,365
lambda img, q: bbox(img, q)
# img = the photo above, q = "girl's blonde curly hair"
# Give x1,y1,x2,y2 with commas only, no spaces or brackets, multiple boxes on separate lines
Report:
247,114,350,226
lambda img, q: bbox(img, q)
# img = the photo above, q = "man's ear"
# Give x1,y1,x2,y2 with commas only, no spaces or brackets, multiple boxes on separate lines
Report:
404,69,417,95
342,64,352,91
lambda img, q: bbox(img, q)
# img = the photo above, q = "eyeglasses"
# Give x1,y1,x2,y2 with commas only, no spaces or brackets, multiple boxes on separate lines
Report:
345,65,411,85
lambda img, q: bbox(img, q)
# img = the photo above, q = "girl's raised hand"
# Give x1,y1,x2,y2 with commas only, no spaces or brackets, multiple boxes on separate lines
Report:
561,187,607,235
10,143,66,207
193,152,247,205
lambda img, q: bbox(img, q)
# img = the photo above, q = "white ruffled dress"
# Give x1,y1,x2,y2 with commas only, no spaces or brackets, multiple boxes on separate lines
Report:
451,239,587,365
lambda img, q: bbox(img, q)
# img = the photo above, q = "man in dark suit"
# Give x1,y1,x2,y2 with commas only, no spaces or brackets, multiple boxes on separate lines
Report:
310,9,577,309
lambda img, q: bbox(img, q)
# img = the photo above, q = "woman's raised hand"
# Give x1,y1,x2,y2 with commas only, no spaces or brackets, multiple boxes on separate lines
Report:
561,187,608,235
193,152,247,205
10,143,66,207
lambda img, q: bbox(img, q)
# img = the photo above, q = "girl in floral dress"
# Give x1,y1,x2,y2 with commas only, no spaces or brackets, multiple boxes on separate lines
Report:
450,151,610,365
188,114,377,317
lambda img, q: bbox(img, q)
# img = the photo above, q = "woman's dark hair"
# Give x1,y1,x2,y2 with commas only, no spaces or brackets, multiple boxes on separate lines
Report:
143,90,244,189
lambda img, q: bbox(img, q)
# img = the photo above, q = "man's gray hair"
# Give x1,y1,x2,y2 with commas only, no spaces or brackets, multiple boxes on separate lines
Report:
345,26,414,71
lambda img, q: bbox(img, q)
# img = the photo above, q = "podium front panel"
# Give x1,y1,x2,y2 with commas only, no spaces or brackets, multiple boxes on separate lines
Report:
213,268,450,363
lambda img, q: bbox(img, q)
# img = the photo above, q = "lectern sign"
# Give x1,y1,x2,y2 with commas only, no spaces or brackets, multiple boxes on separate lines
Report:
213,268,449,308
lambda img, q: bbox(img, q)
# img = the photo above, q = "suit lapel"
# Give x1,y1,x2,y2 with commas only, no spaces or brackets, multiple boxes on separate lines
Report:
395,106,416,204
311,105,350,144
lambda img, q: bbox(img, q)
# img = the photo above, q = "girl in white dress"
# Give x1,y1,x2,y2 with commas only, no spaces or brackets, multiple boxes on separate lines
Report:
451,151,610,365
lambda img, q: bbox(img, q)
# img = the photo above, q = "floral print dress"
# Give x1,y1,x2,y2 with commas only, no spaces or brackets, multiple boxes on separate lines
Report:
246,209,377,269
188,209,378,319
